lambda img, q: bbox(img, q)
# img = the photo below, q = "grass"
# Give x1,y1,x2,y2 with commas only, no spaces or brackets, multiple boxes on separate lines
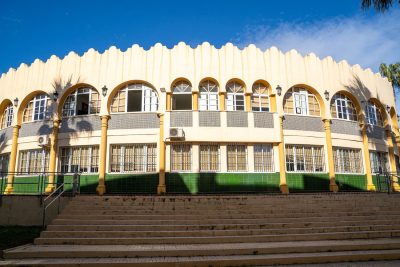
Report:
0,226,42,258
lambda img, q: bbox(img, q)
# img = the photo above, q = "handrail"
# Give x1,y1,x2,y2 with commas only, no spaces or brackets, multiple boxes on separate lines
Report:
42,183,66,228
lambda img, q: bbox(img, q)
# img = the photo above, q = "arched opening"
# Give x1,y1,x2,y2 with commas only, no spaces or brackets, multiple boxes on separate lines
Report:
0,99,14,129
283,85,323,116
171,79,192,111
62,87,100,117
18,91,51,124
251,80,270,112
199,78,219,111
226,79,245,111
330,92,358,121
366,98,387,127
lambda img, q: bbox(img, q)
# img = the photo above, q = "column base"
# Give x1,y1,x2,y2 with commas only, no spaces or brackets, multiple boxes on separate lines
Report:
45,185,55,194
280,184,289,194
157,184,166,195
96,184,106,195
367,184,376,191
329,183,339,193
4,186,13,195
392,183,400,192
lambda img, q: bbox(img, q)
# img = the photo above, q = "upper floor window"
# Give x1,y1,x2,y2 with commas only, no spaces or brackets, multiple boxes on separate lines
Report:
283,87,320,116
1,104,13,128
366,101,383,127
111,83,158,113
199,80,219,111
331,93,357,121
251,83,269,112
23,94,51,122
226,81,245,111
63,88,100,117
172,81,192,110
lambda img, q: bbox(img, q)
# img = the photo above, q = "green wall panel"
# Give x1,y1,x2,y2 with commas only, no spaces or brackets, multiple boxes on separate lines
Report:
105,173,158,194
372,174,389,192
335,174,367,191
286,173,330,192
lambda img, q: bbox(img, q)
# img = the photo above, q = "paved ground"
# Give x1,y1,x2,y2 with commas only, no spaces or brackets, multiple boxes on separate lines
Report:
265,261,400,266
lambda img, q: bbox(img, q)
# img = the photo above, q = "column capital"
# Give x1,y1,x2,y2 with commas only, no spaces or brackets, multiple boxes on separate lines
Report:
12,125,21,130
219,91,226,96
100,115,111,120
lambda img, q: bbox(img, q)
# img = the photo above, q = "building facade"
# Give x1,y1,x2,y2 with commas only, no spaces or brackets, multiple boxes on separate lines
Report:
0,42,399,194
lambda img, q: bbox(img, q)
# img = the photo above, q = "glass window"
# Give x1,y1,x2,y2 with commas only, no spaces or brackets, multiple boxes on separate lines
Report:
227,144,247,172
199,144,220,172
62,88,100,117
172,81,192,110
251,83,269,112
283,87,320,116
199,80,219,111
226,81,245,111
330,93,357,121
110,144,157,173
1,104,13,129
111,83,158,113
370,151,389,174
18,149,49,173
254,144,274,172
59,146,99,173
366,101,383,126
0,153,9,173
171,143,192,171
23,94,51,122
333,147,363,174
285,145,325,172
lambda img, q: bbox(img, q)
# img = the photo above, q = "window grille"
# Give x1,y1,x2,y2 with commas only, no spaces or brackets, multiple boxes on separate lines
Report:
283,87,320,116
18,149,49,173
59,146,99,173
254,144,274,172
110,144,157,173
285,145,325,172
62,88,100,117
226,81,245,111
199,80,219,111
366,101,383,126
172,81,192,110
251,83,269,112
330,93,357,121
370,151,389,173
111,84,158,113
1,104,13,128
171,143,192,171
333,147,363,174
199,144,220,172
23,94,51,122
227,144,247,172
0,153,9,173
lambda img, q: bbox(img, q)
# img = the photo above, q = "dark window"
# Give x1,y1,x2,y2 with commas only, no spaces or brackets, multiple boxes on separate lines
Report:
127,90,142,112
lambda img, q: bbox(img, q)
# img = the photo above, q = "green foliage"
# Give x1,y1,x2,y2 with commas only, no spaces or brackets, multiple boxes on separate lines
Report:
380,63,400,89
361,0,399,12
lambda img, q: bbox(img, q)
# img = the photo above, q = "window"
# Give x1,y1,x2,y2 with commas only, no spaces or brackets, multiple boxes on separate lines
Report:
285,145,325,172
226,81,245,111
251,83,269,112
333,147,363,174
0,153,9,173
18,149,49,173
283,87,320,116
171,143,192,171
23,94,51,122
199,80,219,111
370,151,388,174
254,144,274,172
172,81,192,110
1,104,13,128
199,144,220,172
59,146,99,173
227,144,247,172
366,101,383,126
62,88,100,117
110,144,157,173
331,93,357,121
111,83,158,113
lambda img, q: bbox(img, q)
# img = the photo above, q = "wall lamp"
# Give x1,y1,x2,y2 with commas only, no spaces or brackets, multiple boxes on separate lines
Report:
276,85,282,96
13,97,18,107
160,87,166,93
102,85,108,97
324,90,329,101
53,91,59,102
386,104,391,112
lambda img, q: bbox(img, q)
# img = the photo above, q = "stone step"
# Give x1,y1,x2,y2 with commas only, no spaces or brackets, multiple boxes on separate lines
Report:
3,249,400,266
34,230,400,245
5,239,400,259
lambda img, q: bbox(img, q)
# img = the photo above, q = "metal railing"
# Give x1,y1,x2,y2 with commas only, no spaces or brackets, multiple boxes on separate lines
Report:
374,171,399,194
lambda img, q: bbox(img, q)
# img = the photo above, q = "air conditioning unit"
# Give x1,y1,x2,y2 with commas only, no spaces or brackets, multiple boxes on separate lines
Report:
38,135,50,147
169,128,184,139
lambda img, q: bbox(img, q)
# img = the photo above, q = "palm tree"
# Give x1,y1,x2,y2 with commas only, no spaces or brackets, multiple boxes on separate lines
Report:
380,63,400,98
361,0,399,11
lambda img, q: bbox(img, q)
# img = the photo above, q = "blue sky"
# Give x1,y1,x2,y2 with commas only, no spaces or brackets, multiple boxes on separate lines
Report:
0,1,399,79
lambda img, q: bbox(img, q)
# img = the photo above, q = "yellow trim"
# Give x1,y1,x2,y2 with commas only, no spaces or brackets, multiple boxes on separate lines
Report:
360,122,376,191
323,119,339,192
96,115,110,195
157,113,166,194
245,93,251,112
166,92,172,111
192,92,199,111
278,116,289,194
219,92,226,111
269,94,277,113
4,125,20,194
386,128,400,191
45,119,61,193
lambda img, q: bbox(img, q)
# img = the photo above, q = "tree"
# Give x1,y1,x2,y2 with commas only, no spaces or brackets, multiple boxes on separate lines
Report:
380,63,400,97
361,0,399,11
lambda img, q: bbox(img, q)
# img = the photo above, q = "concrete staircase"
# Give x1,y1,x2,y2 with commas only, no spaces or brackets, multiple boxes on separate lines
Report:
3,193,400,266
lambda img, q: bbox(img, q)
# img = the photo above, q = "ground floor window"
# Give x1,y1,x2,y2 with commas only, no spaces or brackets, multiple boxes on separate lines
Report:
285,145,325,172
18,149,49,173
254,144,274,172
227,144,247,172
0,153,9,173
370,151,388,174
171,143,192,171
60,146,99,173
199,144,220,172
333,147,363,174
110,144,157,173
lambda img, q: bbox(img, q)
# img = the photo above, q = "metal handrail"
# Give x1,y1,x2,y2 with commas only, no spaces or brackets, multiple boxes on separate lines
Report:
42,183,66,228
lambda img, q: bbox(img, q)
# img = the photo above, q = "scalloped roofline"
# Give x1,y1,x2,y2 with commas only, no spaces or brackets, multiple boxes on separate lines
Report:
0,42,387,82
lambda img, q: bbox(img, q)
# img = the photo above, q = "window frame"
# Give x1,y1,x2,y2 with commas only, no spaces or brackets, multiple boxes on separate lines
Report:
109,143,157,173
226,81,245,111
253,144,274,172
366,102,383,127
199,80,219,111
62,88,100,117
170,143,192,172
251,83,270,112
285,145,325,173
369,150,389,174
333,147,364,174
18,149,49,174
227,144,248,172
199,144,220,172
59,145,100,174
172,81,192,111
1,104,13,129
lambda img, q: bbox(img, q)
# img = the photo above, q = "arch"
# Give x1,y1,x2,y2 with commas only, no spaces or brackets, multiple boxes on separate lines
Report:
225,78,247,93
198,78,220,111
389,107,399,132
171,78,192,93
252,79,272,94
17,90,50,125
198,77,220,89
283,84,325,117
107,80,159,114
0,99,14,128
57,83,99,116
225,79,246,111
330,91,360,122
251,80,271,112
367,98,389,127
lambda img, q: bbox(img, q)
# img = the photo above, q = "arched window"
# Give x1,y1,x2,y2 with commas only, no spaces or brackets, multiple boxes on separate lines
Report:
226,81,245,111
283,87,320,116
23,94,51,122
251,83,269,112
172,81,192,110
330,93,357,121
111,83,158,113
199,80,219,111
366,101,383,126
62,87,100,117
1,104,13,128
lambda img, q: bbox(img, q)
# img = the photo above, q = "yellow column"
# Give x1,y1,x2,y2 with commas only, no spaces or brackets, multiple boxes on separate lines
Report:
360,122,376,191
323,119,339,192
386,128,400,191
4,125,20,194
219,92,226,111
45,119,61,193
96,115,110,195
166,92,172,111
269,94,277,112
245,93,251,112
157,113,166,194
278,116,289,194
192,92,199,111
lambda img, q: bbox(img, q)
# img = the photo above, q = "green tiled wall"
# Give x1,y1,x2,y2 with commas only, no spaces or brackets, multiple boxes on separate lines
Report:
286,173,330,192
335,174,367,191
105,173,159,194
372,174,389,192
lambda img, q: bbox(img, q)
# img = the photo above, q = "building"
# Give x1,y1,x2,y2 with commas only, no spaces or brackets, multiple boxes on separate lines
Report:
0,42,398,195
